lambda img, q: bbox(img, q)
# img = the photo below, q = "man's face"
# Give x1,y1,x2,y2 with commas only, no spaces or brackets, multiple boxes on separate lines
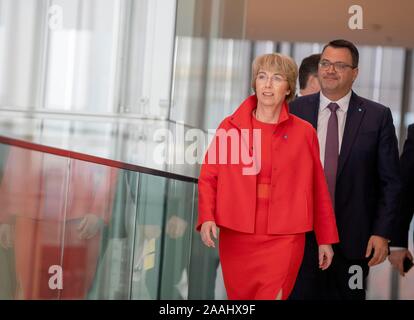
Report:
318,46,358,97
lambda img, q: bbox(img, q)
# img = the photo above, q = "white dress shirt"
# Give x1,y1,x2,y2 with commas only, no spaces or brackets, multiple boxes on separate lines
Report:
317,90,352,166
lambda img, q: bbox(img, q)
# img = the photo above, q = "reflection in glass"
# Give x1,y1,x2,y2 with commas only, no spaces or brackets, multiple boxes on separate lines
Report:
188,188,226,300
159,179,194,299
0,146,119,299
0,146,68,299
60,159,118,299
0,143,16,299
131,173,166,299
87,169,139,299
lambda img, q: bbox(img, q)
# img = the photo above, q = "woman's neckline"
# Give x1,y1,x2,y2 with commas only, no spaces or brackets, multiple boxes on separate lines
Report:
252,109,278,126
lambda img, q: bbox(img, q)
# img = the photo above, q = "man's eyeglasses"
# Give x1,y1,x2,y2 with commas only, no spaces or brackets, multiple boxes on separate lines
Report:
319,60,356,72
256,73,287,85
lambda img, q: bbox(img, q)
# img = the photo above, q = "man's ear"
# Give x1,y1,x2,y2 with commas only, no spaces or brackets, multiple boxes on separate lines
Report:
352,67,359,82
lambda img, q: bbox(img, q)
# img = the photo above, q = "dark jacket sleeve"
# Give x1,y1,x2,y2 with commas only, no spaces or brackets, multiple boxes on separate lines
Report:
372,108,402,240
392,124,414,247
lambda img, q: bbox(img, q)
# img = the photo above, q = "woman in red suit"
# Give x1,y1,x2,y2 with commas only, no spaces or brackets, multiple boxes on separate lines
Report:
197,53,339,300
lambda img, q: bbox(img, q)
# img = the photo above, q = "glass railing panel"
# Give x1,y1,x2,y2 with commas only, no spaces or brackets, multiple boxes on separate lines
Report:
58,158,122,299
188,187,226,300
128,173,166,299
0,143,15,299
87,168,140,299
0,144,69,299
159,179,195,299
0,141,203,300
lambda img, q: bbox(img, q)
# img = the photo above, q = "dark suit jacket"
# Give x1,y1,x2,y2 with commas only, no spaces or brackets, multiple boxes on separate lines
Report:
289,91,401,259
392,124,414,247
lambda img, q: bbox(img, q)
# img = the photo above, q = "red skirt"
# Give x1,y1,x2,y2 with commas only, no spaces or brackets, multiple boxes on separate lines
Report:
219,186,305,300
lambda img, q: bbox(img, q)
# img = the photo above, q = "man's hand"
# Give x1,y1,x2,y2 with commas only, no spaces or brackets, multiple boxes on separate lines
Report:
389,249,413,276
365,235,389,267
166,215,188,239
77,214,104,240
200,221,217,248
319,244,334,270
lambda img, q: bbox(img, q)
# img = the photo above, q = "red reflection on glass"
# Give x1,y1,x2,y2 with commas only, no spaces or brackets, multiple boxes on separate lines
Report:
0,147,118,299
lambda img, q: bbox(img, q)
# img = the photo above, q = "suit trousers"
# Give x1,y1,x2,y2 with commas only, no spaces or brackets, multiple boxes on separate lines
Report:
290,232,370,300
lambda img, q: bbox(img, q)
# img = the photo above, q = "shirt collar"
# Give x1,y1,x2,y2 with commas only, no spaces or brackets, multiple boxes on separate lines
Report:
319,90,352,112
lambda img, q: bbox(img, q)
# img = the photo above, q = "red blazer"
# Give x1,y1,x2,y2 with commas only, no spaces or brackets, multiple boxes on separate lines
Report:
196,95,339,245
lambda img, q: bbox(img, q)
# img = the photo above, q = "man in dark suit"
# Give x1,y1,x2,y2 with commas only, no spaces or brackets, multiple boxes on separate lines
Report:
388,124,414,276
289,39,401,300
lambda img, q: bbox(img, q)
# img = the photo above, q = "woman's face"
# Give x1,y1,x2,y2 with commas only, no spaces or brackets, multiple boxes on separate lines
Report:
255,69,290,108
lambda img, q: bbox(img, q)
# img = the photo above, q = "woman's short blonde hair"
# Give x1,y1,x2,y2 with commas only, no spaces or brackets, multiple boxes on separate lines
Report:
251,53,298,102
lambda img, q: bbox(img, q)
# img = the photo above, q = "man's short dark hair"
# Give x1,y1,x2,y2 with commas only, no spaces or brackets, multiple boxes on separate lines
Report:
322,39,359,68
299,54,321,90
